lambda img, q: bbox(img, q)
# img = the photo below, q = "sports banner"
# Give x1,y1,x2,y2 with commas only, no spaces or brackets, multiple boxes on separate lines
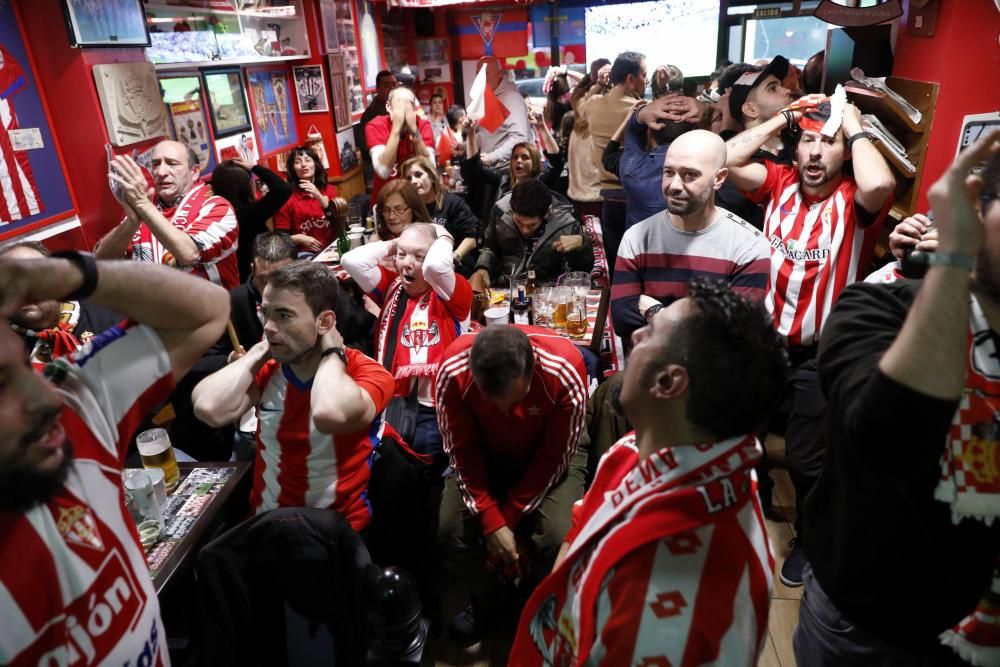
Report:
451,9,529,59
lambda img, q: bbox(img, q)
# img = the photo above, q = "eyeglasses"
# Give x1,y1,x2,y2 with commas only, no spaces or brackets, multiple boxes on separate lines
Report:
383,205,410,218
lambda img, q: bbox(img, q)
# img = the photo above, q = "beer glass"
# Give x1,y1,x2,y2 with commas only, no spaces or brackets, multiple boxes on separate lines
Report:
551,286,571,330
566,297,588,339
124,470,164,549
136,428,179,492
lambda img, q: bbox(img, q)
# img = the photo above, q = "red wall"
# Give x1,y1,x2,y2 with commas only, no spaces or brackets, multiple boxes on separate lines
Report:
892,0,1000,212
15,0,151,251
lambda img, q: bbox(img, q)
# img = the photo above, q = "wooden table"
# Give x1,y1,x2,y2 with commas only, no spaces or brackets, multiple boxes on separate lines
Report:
139,462,251,596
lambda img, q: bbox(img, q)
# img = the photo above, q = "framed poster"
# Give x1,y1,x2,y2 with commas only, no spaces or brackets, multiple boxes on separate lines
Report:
355,0,381,90
0,3,76,238
318,0,340,53
202,68,252,139
215,133,259,164
246,67,298,156
60,0,151,48
336,128,358,173
160,74,216,174
327,54,353,132
292,65,330,114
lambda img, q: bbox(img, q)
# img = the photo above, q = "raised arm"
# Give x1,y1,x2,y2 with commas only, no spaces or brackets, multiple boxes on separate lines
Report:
193,339,269,426
879,129,1000,398
248,164,295,220
423,230,458,300
842,104,895,214
311,329,393,434
342,239,394,298
725,114,788,192
0,256,229,383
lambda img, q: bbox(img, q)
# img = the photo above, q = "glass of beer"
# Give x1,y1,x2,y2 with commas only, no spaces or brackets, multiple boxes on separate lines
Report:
566,298,588,339
550,286,570,329
136,428,180,492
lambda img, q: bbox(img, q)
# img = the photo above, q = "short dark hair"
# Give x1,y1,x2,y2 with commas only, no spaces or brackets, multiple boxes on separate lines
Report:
649,119,698,147
610,51,645,87
447,104,465,130
510,178,551,218
285,146,328,190
253,232,297,263
0,239,49,258
210,160,254,209
717,63,759,95
469,326,535,397
376,70,395,87
430,93,444,104
267,261,340,316
658,278,788,440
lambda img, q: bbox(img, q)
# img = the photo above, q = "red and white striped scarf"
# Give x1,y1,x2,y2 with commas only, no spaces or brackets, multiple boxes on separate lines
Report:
937,297,1000,666
511,432,771,666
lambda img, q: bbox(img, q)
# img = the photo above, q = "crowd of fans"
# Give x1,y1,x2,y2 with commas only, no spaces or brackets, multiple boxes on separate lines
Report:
3,42,1000,667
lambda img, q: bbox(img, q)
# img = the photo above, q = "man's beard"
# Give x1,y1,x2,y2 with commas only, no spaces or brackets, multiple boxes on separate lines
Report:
665,189,710,217
0,409,73,512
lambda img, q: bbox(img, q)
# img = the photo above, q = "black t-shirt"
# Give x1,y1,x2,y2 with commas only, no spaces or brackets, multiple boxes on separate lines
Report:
809,280,1000,658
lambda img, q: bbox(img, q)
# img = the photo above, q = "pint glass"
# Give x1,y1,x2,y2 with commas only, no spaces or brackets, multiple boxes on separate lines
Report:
136,428,179,492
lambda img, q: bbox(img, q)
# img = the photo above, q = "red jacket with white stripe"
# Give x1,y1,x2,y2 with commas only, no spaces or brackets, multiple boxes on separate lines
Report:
436,326,588,535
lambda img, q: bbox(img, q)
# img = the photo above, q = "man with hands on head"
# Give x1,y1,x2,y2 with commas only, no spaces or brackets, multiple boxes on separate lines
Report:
193,261,394,530
0,251,229,664
725,97,895,587
866,212,939,284
96,139,240,290
366,86,435,201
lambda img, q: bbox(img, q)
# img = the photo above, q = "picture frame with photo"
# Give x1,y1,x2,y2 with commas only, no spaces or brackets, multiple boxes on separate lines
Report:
328,54,353,133
292,65,330,114
318,0,340,53
246,67,299,156
202,68,252,139
60,0,151,48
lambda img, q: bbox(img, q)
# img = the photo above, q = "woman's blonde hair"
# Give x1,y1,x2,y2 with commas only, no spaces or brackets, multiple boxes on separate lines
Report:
510,142,542,186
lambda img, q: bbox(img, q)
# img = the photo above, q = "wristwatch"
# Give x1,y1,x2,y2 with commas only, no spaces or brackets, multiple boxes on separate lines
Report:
319,346,348,365
908,251,975,272
847,132,871,148
644,303,664,322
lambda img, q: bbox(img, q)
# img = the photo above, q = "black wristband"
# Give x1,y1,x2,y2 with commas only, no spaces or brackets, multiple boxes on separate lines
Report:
782,110,796,132
319,346,347,365
51,250,98,302
847,132,870,148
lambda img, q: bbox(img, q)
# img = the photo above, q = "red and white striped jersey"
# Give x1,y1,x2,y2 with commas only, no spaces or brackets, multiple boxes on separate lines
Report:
0,47,43,224
745,162,889,346
436,326,588,536
0,322,175,666
126,183,240,290
511,434,773,667
249,349,395,531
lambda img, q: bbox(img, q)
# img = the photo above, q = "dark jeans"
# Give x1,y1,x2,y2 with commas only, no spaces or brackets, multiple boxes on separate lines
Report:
785,352,825,538
438,446,588,612
795,564,969,667
600,191,627,281
413,404,447,480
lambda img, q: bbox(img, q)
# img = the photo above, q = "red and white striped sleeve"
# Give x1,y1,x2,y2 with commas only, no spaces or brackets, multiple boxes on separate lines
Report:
500,341,588,528
186,196,238,264
64,321,175,464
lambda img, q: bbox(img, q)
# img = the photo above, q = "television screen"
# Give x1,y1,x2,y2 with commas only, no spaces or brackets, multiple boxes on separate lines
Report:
585,0,720,79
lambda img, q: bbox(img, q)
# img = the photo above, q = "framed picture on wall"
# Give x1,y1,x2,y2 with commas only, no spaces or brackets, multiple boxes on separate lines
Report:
202,68,252,138
328,54,353,132
60,0,151,47
246,67,299,156
292,65,330,114
159,74,216,174
318,0,340,53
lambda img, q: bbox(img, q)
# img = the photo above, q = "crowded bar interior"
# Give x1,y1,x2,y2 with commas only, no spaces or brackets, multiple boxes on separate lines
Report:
1,0,999,664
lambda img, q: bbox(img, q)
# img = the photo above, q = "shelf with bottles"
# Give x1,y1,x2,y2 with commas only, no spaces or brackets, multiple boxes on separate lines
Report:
145,0,309,67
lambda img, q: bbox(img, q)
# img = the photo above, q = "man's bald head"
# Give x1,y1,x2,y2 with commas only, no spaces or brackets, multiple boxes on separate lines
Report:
399,222,437,247
476,56,505,90
661,130,728,219
387,85,416,108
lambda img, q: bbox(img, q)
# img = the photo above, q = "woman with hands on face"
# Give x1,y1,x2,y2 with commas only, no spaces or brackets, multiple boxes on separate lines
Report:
274,146,345,256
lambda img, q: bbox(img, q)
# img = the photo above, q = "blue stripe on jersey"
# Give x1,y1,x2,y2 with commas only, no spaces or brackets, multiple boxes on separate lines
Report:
73,321,129,368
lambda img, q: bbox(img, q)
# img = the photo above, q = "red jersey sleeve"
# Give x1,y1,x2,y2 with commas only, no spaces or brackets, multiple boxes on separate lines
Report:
501,341,588,528
444,274,473,321
366,116,391,150
436,342,506,535
742,161,789,206
345,349,394,414
187,196,239,264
